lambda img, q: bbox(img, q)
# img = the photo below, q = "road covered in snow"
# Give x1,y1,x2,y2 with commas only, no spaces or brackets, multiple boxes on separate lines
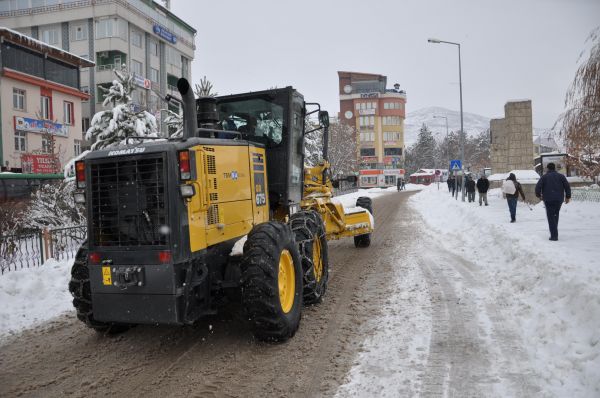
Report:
0,185,598,397
337,185,600,397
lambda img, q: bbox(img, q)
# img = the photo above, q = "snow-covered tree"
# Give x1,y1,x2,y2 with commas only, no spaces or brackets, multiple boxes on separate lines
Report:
194,76,218,98
328,121,358,179
85,67,158,150
557,26,600,178
26,180,85,230
163,109,183,138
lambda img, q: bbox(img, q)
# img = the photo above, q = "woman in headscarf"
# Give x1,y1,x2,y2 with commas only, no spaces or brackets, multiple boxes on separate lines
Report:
501,173,526,223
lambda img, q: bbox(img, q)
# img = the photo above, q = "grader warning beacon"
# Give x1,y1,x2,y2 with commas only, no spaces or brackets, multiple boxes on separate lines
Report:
69,78,374,341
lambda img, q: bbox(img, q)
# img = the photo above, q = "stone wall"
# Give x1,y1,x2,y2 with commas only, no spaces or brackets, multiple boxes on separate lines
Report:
490,100,534,174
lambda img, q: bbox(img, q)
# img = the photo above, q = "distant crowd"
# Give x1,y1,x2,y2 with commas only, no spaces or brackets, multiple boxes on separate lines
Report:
444,163,571,241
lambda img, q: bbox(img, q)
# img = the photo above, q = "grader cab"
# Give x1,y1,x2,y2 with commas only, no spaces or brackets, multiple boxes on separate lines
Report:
69,78,373,341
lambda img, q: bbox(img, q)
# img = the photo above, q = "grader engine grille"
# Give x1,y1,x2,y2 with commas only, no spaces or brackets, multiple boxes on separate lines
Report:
90,156,168,247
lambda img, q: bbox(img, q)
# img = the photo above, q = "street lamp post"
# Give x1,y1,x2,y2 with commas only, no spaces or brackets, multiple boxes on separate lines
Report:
428,38,465,201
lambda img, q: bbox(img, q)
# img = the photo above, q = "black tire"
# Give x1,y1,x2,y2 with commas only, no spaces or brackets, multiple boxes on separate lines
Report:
290,210,329,305
241,221,303,342
68,243,129,334
354,197,373,248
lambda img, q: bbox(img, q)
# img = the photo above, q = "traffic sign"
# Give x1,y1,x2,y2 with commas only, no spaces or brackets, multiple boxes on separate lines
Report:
450,159,462,171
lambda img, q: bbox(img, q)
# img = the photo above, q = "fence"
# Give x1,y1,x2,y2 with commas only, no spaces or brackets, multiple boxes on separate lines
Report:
0,225,86,274
571,188,600,203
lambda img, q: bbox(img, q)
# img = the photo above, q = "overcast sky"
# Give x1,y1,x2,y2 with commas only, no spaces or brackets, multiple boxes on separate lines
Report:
171,0,599,128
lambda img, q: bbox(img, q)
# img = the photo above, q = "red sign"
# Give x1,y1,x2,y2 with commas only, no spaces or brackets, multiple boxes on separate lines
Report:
20,154,61,174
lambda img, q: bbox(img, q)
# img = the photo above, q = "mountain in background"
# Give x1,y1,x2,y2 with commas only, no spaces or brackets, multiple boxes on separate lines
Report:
404,106,553,146
403,107,490,145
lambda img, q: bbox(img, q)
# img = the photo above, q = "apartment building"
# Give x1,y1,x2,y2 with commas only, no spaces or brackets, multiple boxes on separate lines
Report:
0,28,93,172
338,71,407,187
0,0,196,136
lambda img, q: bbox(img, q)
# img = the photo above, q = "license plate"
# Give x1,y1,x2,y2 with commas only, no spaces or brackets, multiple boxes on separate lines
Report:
102,266,112,286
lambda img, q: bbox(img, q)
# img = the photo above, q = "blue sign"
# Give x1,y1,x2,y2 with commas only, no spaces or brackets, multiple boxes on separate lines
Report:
450,159,462,171
14,116,68,137
153,25,177,44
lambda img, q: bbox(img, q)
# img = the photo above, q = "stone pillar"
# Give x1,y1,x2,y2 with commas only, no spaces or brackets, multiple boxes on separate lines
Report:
505,100,533,171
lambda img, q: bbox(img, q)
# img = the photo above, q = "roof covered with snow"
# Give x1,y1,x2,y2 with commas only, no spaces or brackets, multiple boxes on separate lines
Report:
0,27,95,68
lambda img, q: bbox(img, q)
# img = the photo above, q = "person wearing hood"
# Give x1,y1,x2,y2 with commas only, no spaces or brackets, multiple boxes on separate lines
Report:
502,173,526,223
535,162,571,241
476,174,490,206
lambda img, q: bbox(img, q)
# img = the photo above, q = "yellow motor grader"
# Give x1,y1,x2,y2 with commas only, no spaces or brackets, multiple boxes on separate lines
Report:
69,78,373,341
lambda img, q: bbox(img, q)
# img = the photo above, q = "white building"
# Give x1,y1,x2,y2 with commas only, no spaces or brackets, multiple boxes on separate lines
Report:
0,0,196,138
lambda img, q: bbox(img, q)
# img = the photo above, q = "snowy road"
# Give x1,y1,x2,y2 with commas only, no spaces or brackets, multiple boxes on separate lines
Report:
1,189,596,397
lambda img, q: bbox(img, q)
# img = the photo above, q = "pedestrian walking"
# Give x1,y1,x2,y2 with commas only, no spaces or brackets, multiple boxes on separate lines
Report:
535,162,571,241
502,173,526,223
447,175,454,193
476,174,490,206
397,177,402,192
466,176,476,202
401,177,406,190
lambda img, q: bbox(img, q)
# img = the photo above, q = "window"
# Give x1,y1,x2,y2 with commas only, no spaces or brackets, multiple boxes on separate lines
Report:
383,132,401,141
360,132,375,142
149,40,159,56
384,148,402,156
131,29,142,48
150,68,159,83
359,116,375,127
360,148,375,157
14,131,27,152
382,116,401,125
361,176,378,185
82,117,90,133
40,26,59,45
74,139,82,156
40,95,51,119
96,18,126,40
42,137,52,153
72,23,88,41
166,46,182,67
13,88,26,110
131,59,143,76
64,101,74,125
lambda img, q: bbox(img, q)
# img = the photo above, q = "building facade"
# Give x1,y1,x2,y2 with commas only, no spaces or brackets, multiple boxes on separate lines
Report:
0,28,93,172
0,0,196,138
337,71,407,187
490,100,534,174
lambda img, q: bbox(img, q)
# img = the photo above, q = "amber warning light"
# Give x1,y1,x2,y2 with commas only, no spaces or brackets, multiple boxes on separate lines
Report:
75,161,86,188
178,151,191,180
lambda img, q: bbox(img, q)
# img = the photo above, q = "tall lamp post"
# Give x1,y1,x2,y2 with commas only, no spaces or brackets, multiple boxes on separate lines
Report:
428,38,465,201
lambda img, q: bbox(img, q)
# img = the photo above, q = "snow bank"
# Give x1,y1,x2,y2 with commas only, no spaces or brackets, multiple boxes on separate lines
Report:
333,185,421,208
410,186,600,397
0,259,74,340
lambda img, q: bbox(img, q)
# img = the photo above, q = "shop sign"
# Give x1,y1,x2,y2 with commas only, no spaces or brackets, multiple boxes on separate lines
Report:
541,154,567,175
360,93,379,98
153,24,177,44
133,73,151,89
20,154,61,174
358,109,376,116
15,116,68,137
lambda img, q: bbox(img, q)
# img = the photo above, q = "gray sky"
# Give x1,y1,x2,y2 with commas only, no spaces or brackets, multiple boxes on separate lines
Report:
171,0,599,128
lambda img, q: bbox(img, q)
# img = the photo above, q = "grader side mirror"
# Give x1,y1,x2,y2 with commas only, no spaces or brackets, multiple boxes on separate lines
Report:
318,111,330,128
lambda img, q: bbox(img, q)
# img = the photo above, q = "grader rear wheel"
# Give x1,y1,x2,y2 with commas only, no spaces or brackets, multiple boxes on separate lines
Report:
241,221,303,342
354,196,373,248
290,210,329,305
68,243,130,334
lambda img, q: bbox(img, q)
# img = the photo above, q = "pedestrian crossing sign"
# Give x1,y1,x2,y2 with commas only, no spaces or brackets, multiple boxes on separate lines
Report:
450,160,462,171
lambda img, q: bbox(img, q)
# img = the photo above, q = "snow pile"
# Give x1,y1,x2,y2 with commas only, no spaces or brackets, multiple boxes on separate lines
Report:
488,169,540,182
0,259,74,340
410,186,600,397
333,185,421,208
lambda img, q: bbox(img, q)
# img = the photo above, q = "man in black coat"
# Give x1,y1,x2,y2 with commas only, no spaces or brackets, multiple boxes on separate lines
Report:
466,176,476,202
476,174,490,206
535,163,571,241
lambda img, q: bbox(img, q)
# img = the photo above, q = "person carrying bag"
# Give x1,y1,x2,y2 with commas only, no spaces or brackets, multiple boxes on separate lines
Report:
502,173,525,223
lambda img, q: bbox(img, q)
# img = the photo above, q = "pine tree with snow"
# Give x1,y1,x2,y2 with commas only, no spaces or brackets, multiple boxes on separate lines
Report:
163,109,183,138
85,66,158,150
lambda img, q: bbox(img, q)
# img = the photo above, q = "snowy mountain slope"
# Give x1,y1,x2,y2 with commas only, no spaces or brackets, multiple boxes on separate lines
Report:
404,107,490,145
404,106,553,146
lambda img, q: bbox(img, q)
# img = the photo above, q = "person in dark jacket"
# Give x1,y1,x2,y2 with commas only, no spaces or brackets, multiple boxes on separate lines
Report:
466,176,476,202
502,173,526,222
476,174,490,206
447,175,455,194
535,162,571,241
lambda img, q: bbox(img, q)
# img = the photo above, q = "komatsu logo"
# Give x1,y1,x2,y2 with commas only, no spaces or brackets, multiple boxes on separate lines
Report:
107,147,146,156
